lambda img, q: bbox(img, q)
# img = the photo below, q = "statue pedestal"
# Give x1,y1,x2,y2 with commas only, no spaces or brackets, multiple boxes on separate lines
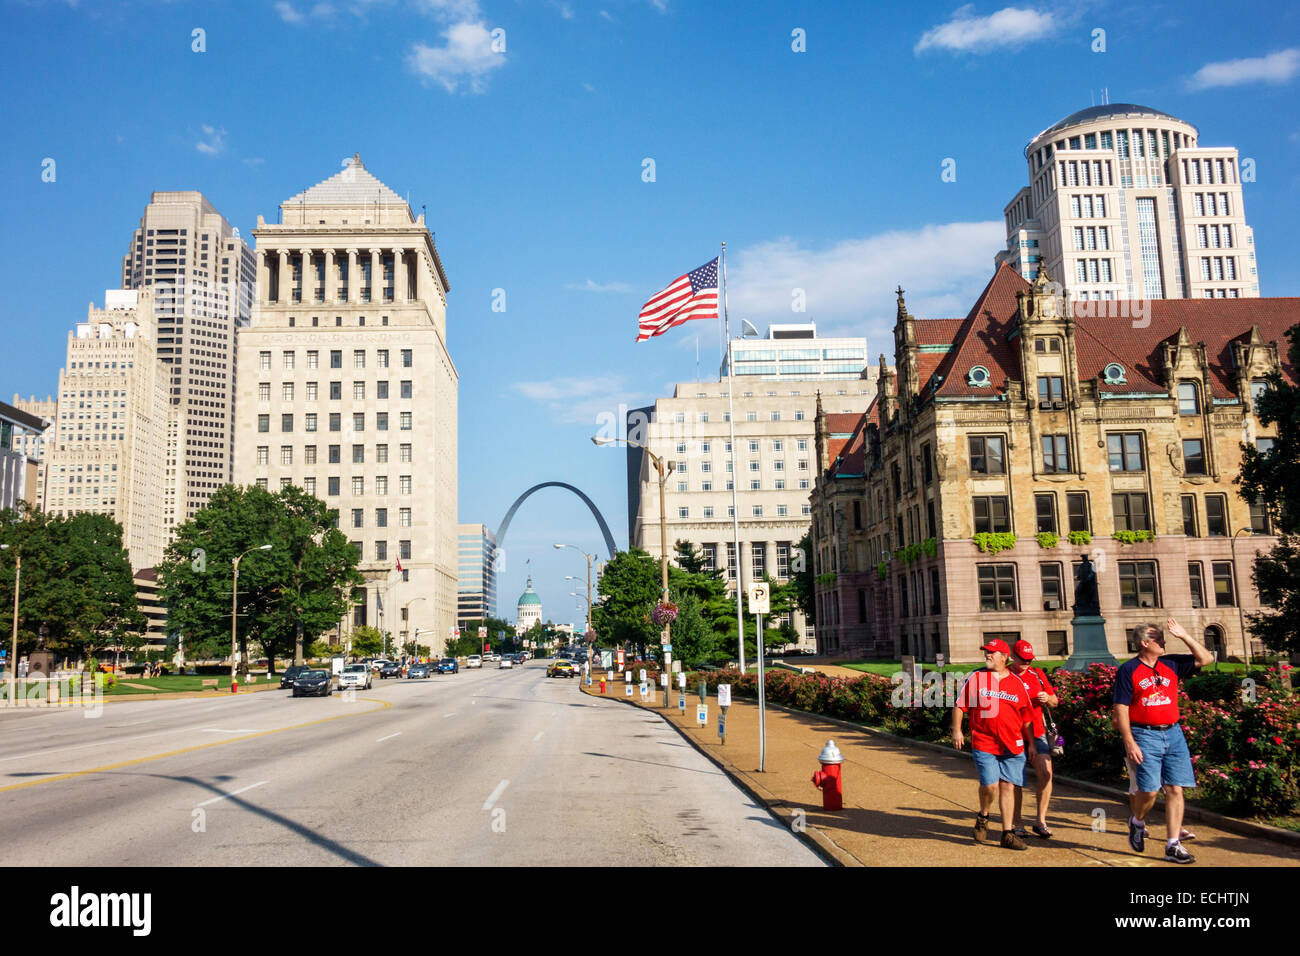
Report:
1061,615,1118,671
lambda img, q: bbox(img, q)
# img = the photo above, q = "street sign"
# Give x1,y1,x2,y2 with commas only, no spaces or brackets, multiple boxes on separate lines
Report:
478,627,487,638
625,684,633,697
696,704,707,726
678,694,685,712
659,673,668,687
936,653,946,669
601,651,612,670
625,671,632,683
677,672,686,689
718,684,732,708
747,582,770,615
616,649,625,664
638,669,646,683
639,682,649,700
718,711,726,740
663,644,672,653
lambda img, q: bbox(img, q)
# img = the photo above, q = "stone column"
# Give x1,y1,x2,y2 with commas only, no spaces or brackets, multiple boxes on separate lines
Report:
276,249,290,304
323,249,336,304
392,248,406,303
370,249,382,303
345,248,358,303
303,249,317,303
257,249,270,305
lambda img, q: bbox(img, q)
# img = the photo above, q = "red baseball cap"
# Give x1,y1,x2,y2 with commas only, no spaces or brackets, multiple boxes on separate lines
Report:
980,639,1011,655
1012,640,1035,661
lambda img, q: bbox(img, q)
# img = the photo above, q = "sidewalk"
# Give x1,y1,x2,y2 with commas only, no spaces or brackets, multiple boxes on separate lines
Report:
582,677,1300,867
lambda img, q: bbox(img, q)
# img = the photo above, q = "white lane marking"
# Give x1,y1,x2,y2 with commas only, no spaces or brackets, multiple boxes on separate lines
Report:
443,713,456,719
195,780,268,808
376,732,402,743
201,728,262,734
482,779,509,811
533,731,544,741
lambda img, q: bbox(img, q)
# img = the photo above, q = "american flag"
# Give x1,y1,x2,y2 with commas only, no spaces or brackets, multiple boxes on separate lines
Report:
636,257,719,342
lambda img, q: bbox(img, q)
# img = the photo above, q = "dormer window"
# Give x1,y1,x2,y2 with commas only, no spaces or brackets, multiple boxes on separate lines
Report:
1250,379,1270,413
1034,337,1062,354
1178,382,1200,416
967,366,991,388
1102,363,1127,385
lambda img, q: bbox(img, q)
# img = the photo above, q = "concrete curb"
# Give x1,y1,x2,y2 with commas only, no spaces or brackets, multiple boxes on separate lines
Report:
580,684,857,867
755,698,1300,850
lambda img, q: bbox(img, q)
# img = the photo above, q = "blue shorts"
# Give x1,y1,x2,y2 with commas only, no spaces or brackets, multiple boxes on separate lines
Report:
1129,724,1197,793
1033,735,1051,756
972,749,1026,787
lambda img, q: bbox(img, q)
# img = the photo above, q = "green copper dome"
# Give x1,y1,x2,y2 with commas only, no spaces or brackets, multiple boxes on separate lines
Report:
517,577,542,607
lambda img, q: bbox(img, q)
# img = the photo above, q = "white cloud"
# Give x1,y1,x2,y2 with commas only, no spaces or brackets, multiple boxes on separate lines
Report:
551,1,574,19
566,278,633,293
1188,48,1300,90
915,5,1055,54
195,124,227,155
407,21,505,92
513,375,648,425
582,81,596,93
599,9,613,21
242,157,266,166
275,2,336,24
412,0,483,19
647,0,667,12
728,221,1005,355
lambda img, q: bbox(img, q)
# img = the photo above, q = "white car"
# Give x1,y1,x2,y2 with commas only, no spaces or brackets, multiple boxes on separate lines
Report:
498,657,513,669
466,655,483,669
339,663,372,690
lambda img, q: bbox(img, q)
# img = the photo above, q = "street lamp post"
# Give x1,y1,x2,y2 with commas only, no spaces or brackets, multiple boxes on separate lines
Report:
1,544,17,706
402,596,426,658
556,543,597,673
231,545,272,693
590,437,674,682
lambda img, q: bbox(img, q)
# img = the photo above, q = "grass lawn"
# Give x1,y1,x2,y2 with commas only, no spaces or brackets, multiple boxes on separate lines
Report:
1,673,281,699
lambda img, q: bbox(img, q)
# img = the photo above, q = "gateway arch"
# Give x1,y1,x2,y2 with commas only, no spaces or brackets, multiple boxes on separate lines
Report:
495,482,618,558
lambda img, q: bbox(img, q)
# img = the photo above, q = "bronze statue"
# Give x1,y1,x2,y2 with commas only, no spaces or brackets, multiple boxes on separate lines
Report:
1074,555,1100,616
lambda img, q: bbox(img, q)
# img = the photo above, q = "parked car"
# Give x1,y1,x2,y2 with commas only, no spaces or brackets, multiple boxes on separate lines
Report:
379,661,403,679
547,660,576,679
339,663,373,690
292,670,332,697
280,665,312,689
498,656,513,669
466,655,483,669
407,663,430,679
436,658,459,674
488,653,501,662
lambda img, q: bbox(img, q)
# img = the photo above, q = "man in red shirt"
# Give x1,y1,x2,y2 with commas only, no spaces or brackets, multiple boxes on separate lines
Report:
951,639,1037,850
1008,640,1058,839
1112,618,1213,864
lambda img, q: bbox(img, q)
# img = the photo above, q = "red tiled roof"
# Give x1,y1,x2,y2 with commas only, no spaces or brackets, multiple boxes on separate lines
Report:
911,261,1299,402
931,262,1029,399
828,415,869,478
1071,298,1300,398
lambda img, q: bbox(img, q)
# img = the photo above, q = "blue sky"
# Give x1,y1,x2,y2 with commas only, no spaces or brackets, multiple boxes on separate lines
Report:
3,0,1299,624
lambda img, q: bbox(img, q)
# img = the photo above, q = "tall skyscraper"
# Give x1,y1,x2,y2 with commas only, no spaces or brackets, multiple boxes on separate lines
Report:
233,155,458,654
121,191,256,535
457,522,498,627
43,290,170,569
997,104,1258,301
9,394,56,510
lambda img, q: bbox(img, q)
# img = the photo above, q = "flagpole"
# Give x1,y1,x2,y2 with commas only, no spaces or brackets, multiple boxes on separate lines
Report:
721,242,746,673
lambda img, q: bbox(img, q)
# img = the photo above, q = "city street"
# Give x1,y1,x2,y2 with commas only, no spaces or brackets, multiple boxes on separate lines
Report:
0,663,823,867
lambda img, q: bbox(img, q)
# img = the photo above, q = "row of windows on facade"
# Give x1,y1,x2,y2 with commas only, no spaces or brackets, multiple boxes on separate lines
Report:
972,559,1238,615
256,412,413,432
1034,128,1200,169
971,489,1272,537
256,444,414,468
697,542,796,579
257,380,414,401
1049,156,1237,192
259,348,413,371
253,475,412,498
675,478,812,493
966,428,1273,479
666,409,809,424
674,503,812,519
674,438,809,454
666,458,811,474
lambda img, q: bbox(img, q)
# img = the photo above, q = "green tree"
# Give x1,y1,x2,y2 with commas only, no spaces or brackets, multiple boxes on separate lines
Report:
590,548,660,659
350,625,384,658
789,532,816,626
1238,325,1300,654
157,484,363,675
0,505,144,664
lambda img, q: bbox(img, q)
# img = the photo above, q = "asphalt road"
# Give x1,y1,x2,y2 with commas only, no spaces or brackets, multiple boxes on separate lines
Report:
0,663,824,867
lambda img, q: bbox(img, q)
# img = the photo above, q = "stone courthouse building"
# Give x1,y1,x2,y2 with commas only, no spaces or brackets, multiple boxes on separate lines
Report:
811,263,1295,662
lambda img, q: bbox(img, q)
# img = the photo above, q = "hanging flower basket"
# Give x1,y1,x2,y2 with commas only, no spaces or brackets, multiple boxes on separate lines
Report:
651,601,679,627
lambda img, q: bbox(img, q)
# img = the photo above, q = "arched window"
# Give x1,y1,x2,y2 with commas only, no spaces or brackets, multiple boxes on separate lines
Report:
1204,625,1225,659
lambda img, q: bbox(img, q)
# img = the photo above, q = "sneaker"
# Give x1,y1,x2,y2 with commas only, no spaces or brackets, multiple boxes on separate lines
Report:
1001,830,1029,851
1165,842,1195,864
1128,817,1146,853
1179,828,1196,841
1012,826,1029,839
973,813,989,844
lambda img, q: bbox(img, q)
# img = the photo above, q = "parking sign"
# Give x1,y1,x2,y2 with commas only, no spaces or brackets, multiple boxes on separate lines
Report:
747,582,770,615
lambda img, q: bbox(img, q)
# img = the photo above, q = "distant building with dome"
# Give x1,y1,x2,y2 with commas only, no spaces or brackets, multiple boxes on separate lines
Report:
515,577,542,635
